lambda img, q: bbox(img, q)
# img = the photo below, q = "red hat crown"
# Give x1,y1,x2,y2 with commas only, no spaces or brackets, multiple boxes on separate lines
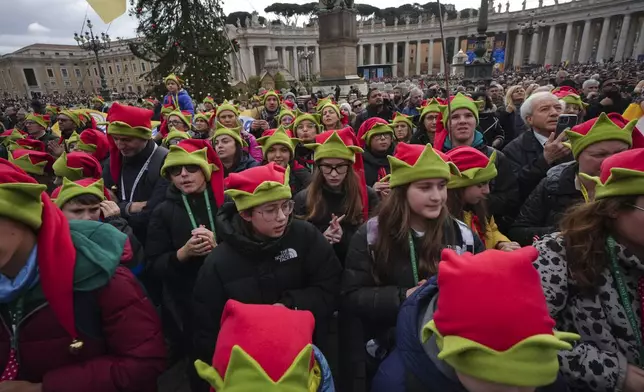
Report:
357,117,389,142
261,128,294,138
79,129,110,161
393,142,450,166
445,146,490,172
224,162,287,194
107,102,152,129
598,148,644,184
175,138,225,208
11,149,55,171
66,152,103,179
16,138,46,152
552,86,580,98
571,112,631,138
315,127,360,147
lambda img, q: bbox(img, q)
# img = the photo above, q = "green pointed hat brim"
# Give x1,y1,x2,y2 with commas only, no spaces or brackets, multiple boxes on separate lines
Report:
194,113,212,124
164,73,181,86
278,110,295,123
256,132,300,159
0,182,46,230
564,115,635,159
54,178,106,208
391,115,414,130
304,133,363,163
225,179,292,212
59,110,81,127
162,129,190,148
262,91,281,105
161,146,216,181
440,95,482,126
580,168,644,200
448,151,498,189
318,102,341,118
168,111,191,128
422,320,578,387
65,131,81,148
194,344,314,391
76,140,98,153
293,113,321,130
385,147,458,188
26,114,48,128
107,121,152,140
52,152,85,181
213,127,247,148
361,124,395,146
561,94,589,109
420,104,441,119
217,102,240,117
0,130,25,146
9,153,48,176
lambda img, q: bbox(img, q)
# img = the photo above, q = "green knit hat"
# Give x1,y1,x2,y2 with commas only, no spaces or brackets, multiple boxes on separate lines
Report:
224,163,292,211
304,130,363,163
262,90,281,105
217,100,240,117
391,112,414,130
385,143,456,188
580,149,644,200
0,181,46,230
203,95,216,105
167,110,193,129
256,127,300,158
440,93,481,126
59,110,82,127
52,177,106,208
164,73,183,86
213,121,247,147
446,147,498,189
293,110,321,131
25,113,50,129
277,106,296,126
360,123,395,146
162,128,190,148
194,112,213,124
9,150,54,176
316,98,340,117
161,140,218,180
564,113,635,159
419,98,442,120
65,131,81,149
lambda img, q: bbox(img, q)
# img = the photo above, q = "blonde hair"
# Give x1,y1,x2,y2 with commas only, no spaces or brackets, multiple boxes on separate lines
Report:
505,85,524,113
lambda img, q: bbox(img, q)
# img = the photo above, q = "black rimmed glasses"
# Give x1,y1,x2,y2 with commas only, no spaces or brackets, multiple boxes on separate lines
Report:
318,164,350,175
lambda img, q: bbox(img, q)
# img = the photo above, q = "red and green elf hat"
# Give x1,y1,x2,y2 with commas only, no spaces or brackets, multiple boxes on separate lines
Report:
13,138,46,152
162,128,191,149
390,112,414,130
357,118,394,148
92,95,105,104
564,112,635,159
9,149,54,175
164,73,183,86
261,90,281,105
292,109,321,131
58,109,82,128
45,104,60,116
161,102,176,116
419,98,443,119
74,129,110,162
552,86,588,109
217,100,240,118
446,146,498,189
53,151,103,181
51,177,110,208
385,143,456,188
161,139,225,207
580,148,644,200
0,129,26,147
0,158,84,352
257,127,300,159
439,93,482,126
203,95,216,106
213,121,247,147
167,110,193,129
106,102,153,184
224,162,291,211
194,112,213,125
25,113,50,129
141,98,156,109
316,98,340,116
422,247,578,387
194,300,317,391
277,106,296,126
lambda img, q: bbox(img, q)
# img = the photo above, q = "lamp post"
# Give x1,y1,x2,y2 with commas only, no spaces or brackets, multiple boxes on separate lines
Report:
463,0,494,84
518,12,546,36
297,49,314,82
74,19,111,99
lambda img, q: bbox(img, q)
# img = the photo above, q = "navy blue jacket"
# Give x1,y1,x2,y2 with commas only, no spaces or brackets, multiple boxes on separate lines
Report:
372,278,571,392
163,89,195,114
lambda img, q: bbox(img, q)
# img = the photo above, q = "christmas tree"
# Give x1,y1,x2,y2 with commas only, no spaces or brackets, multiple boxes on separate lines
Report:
128,0,232,101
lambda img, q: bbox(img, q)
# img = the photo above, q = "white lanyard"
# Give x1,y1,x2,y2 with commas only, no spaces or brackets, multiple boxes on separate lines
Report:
121,143,158,203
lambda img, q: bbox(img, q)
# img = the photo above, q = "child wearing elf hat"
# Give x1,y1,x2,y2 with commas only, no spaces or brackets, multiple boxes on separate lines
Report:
372,246,578,392
203,95,217,113
190,162,342,391
192,112,214,140
193,300,335,392
52,151,103,186
410,98,442,146
212,122,260,177
509,112,635,246
553,86,588,119
0,158,166,390
294,128,378,263
250,90,282,137
147,139,225,359
390,112,414,143
163,73,195,114
446,146,520,251
278,105,296,128
292,110,322,173
67,128,110,164
342,143,484,391
532,148,644,391
216,101,263,162
318,99,344,131
257,127,311,194
357,118,395,187
104,102,169,246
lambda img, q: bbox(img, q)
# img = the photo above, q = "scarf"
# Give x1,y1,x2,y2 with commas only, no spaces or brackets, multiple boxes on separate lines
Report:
0,245,39,303
443,130,486,151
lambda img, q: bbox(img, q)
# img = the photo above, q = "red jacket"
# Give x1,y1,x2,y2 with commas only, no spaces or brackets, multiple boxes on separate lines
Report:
0,267,166,391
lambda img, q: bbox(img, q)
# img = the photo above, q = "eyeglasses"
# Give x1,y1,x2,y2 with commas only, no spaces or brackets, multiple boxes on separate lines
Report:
255,200,295,222
167,120,184,126
318,163,350,175
353,103,362,109
373,134,392,141
628,204,644,213
167,164,200,177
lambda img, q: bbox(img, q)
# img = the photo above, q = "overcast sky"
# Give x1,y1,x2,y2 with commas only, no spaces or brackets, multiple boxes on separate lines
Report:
1,0,556,54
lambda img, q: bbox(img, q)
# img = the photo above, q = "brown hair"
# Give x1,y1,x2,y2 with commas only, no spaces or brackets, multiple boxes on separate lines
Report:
305,166,364,226
372,185,452,283
446,188,489,229
559,196,636,293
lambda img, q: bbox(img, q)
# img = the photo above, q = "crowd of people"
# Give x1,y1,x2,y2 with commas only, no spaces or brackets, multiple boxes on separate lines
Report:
0,59,644,392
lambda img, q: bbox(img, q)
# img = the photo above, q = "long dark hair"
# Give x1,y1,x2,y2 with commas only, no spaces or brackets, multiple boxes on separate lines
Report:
446,188,489,227
560,196,637,293
305,166,364,226
372,185,452,283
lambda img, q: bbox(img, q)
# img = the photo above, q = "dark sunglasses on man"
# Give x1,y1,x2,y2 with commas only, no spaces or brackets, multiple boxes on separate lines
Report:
167,164,201,177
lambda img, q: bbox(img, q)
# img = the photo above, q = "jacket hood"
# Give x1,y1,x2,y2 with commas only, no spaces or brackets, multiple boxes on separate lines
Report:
215,201,292,256
69,220,123,290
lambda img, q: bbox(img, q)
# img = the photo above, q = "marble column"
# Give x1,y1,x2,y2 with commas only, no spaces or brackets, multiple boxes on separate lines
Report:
439,44,445,74
403,41,410,76
427,39,434,74
528,31,540,64
278,47,285,68
248,45,256,76
561,22,574,63
392,42,398,76
577,20,593,63
635,18,644,60
314,46,321,74
358,44,364,66
513,33,524,67
415,41,422,75
380,43,387,64
615,14,632,61
293,47,300,81
369,44,375,65
453,37,460,57
596,17,611,62
544,25,557,65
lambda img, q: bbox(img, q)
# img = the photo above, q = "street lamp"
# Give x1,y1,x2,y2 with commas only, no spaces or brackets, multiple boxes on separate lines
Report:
298,49,314,82
518,12,546,36
74,19,111,99
463,0,494,84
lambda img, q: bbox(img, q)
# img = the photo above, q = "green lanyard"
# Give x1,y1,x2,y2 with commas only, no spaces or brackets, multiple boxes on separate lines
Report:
606,236,644,365
408,232,419,285
181,188,216,242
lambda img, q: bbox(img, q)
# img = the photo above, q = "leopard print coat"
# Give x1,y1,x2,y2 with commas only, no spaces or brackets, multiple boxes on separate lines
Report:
534,233,644,392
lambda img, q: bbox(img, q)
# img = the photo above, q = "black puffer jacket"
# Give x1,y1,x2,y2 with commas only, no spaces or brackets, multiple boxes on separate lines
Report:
224,152,259,177
190,202,342,392
363,146,393,187
478,111,505,147
509,162,583,246
103,215,145,275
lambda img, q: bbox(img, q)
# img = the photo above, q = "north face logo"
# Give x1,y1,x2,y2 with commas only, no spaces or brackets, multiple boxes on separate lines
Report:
275,248,298,263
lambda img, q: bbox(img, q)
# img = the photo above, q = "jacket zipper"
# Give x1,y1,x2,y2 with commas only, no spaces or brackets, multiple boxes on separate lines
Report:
1,302,49,365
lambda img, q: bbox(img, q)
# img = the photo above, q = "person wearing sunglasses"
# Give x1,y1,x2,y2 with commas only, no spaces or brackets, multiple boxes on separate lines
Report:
147,139,226,364
190,162,342,392
533,148,644,392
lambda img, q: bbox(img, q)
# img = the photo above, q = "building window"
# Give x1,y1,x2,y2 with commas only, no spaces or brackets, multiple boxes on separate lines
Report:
124,64,129,72
51,81,56,86
128,85,133,92
40,52,45,56
46,68,54,78
23,69,38,87
108,66,113,75
116,64,121,74
140,62,146,72
77,80,83,86
61,68,69,78
75,68,82,78
94,67,98,76
69,53,74,56
101,66,105,75
55,52,60,56
132,62,137,72
136,85,142,93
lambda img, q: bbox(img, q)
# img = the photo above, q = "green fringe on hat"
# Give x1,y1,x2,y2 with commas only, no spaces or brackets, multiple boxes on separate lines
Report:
448,151,498,189
225,168,292,211
107,121,152,140
565,112,635,159
256,127,299,158
304,132,363,163
386,145,456,188
0,182,46,230
439,93,482,126
54,178,106,208
161,144,217,180
213,122,247,147
53,152,84,181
